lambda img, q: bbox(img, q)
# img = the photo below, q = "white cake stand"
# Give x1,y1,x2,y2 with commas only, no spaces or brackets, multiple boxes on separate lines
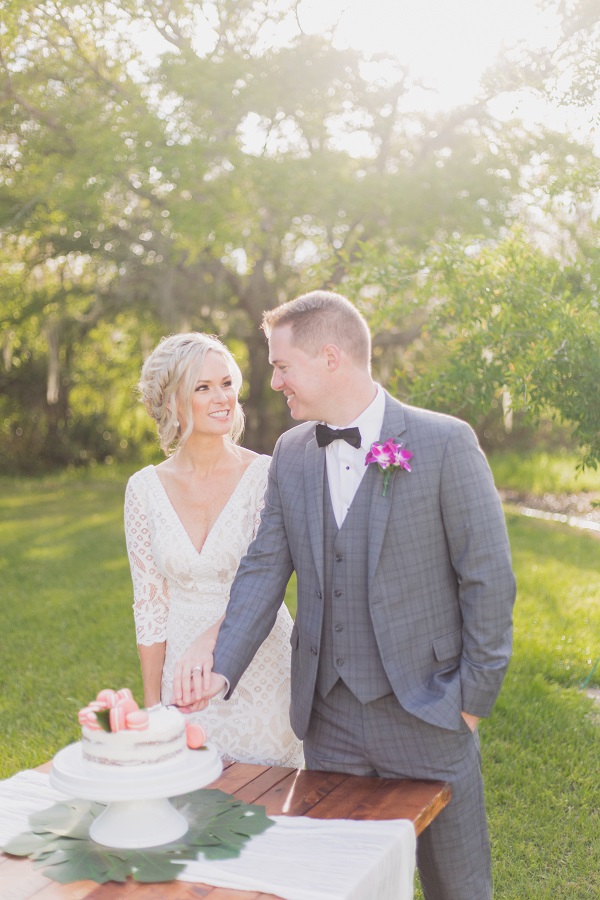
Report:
49,741,222,849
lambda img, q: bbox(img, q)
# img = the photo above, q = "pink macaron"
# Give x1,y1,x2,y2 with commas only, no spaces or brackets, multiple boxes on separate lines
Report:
96,689,118,707
116,696,139,715
79,708,102,730
115,688,134,702
109,705,129,732
109,696,139,731
185,722,206,749
126,710,149,731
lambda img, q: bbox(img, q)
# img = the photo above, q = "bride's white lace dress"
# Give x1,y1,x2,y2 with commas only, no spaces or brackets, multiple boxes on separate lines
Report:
124,454,303,767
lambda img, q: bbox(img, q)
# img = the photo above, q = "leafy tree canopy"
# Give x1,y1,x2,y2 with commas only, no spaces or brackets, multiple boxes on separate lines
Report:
0,0,598,470
341,228,600,467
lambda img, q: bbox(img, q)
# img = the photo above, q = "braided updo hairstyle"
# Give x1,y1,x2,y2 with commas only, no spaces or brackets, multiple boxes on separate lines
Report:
138,333,245,455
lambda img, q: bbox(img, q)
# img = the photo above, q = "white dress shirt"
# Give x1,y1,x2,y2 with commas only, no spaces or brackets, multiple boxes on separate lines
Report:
323,384,386,528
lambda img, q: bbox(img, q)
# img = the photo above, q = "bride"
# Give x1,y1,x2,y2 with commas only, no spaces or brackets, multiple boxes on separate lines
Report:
124,332,303,767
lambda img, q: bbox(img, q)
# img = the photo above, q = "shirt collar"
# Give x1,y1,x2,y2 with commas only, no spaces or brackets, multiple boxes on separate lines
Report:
323,384,385,451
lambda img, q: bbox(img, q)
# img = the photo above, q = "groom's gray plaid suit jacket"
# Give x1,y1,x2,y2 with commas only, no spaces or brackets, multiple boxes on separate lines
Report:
214,392,516,740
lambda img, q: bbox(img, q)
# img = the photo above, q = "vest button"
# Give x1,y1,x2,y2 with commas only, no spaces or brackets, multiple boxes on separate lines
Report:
334,624,343,632
334,589,343,597
316,591,322,599
335,554,343,562
336,658,345,667
311,647,318,655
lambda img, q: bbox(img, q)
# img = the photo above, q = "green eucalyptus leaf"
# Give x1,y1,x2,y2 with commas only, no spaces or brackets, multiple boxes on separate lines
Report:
95,709,112,732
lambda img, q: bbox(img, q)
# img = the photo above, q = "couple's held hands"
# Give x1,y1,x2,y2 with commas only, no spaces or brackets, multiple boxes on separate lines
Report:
175,672,228,713
172,633,217,709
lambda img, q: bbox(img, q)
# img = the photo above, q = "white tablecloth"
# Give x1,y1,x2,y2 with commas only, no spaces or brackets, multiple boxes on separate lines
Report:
0,770,416,900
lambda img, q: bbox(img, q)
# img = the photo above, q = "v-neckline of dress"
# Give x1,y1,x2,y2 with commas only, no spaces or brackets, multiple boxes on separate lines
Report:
149,456,264,556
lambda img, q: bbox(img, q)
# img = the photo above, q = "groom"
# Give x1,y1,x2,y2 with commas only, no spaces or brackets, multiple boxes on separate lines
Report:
197,290,516,900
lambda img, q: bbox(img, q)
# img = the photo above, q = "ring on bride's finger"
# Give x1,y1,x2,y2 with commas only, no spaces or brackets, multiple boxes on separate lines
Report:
192,665,203,674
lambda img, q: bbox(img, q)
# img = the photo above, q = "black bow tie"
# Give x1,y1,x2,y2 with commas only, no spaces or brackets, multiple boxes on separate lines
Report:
315,423,362,449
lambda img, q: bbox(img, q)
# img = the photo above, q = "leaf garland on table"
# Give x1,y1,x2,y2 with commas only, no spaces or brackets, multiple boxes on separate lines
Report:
2,788,274,884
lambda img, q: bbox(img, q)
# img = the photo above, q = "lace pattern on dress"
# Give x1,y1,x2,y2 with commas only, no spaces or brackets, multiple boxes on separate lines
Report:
124,455,303,768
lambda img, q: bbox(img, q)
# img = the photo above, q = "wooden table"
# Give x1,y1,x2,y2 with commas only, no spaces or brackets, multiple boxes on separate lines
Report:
1,761,451,899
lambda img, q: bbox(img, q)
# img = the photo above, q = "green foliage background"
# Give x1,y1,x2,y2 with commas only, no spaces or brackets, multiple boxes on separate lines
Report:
1,0,599,472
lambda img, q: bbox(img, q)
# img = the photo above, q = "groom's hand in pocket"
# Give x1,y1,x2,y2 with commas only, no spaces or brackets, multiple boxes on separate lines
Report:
461,711,480,732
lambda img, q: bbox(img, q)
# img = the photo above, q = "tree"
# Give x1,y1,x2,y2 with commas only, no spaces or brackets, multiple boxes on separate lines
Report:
1,0,598,470
340,228,600,466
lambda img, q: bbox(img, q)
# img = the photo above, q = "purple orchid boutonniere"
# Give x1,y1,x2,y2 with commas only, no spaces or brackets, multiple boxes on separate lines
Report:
365,439,413,497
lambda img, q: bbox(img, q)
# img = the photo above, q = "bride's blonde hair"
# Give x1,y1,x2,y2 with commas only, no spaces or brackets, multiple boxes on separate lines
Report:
138,333,245,455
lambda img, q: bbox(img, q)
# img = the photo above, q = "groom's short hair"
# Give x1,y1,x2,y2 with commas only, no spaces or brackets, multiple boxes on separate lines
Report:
262,290,371,367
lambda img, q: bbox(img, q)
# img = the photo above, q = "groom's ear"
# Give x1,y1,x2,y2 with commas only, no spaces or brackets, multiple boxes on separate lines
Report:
322,343,341,371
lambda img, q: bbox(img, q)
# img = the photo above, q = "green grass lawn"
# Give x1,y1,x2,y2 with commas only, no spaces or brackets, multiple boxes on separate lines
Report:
488,449,600,495
1,466,598,898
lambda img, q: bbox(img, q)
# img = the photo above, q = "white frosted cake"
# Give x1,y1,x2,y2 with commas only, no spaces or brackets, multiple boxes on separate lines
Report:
77,688,207,771
82,705,187,769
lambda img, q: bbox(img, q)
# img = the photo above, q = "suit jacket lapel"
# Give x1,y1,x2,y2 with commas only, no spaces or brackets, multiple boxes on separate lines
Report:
305,432,326,592
368,395,407,586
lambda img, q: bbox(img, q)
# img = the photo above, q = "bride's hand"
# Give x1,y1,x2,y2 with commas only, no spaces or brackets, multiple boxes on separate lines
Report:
176,673,227,713
172,633,216,707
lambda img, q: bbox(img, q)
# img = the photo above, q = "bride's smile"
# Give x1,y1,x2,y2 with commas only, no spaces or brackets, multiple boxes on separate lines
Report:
183,350,237,437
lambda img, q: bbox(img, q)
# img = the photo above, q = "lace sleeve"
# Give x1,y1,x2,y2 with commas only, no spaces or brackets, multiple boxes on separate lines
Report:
124,476,170,646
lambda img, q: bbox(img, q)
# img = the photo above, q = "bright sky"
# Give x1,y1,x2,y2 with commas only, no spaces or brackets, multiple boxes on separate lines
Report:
293,0,599,148
138,0,597,149
297,0,560,108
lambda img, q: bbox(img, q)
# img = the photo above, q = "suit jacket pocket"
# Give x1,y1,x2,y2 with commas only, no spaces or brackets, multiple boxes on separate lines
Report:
432,629,462,663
